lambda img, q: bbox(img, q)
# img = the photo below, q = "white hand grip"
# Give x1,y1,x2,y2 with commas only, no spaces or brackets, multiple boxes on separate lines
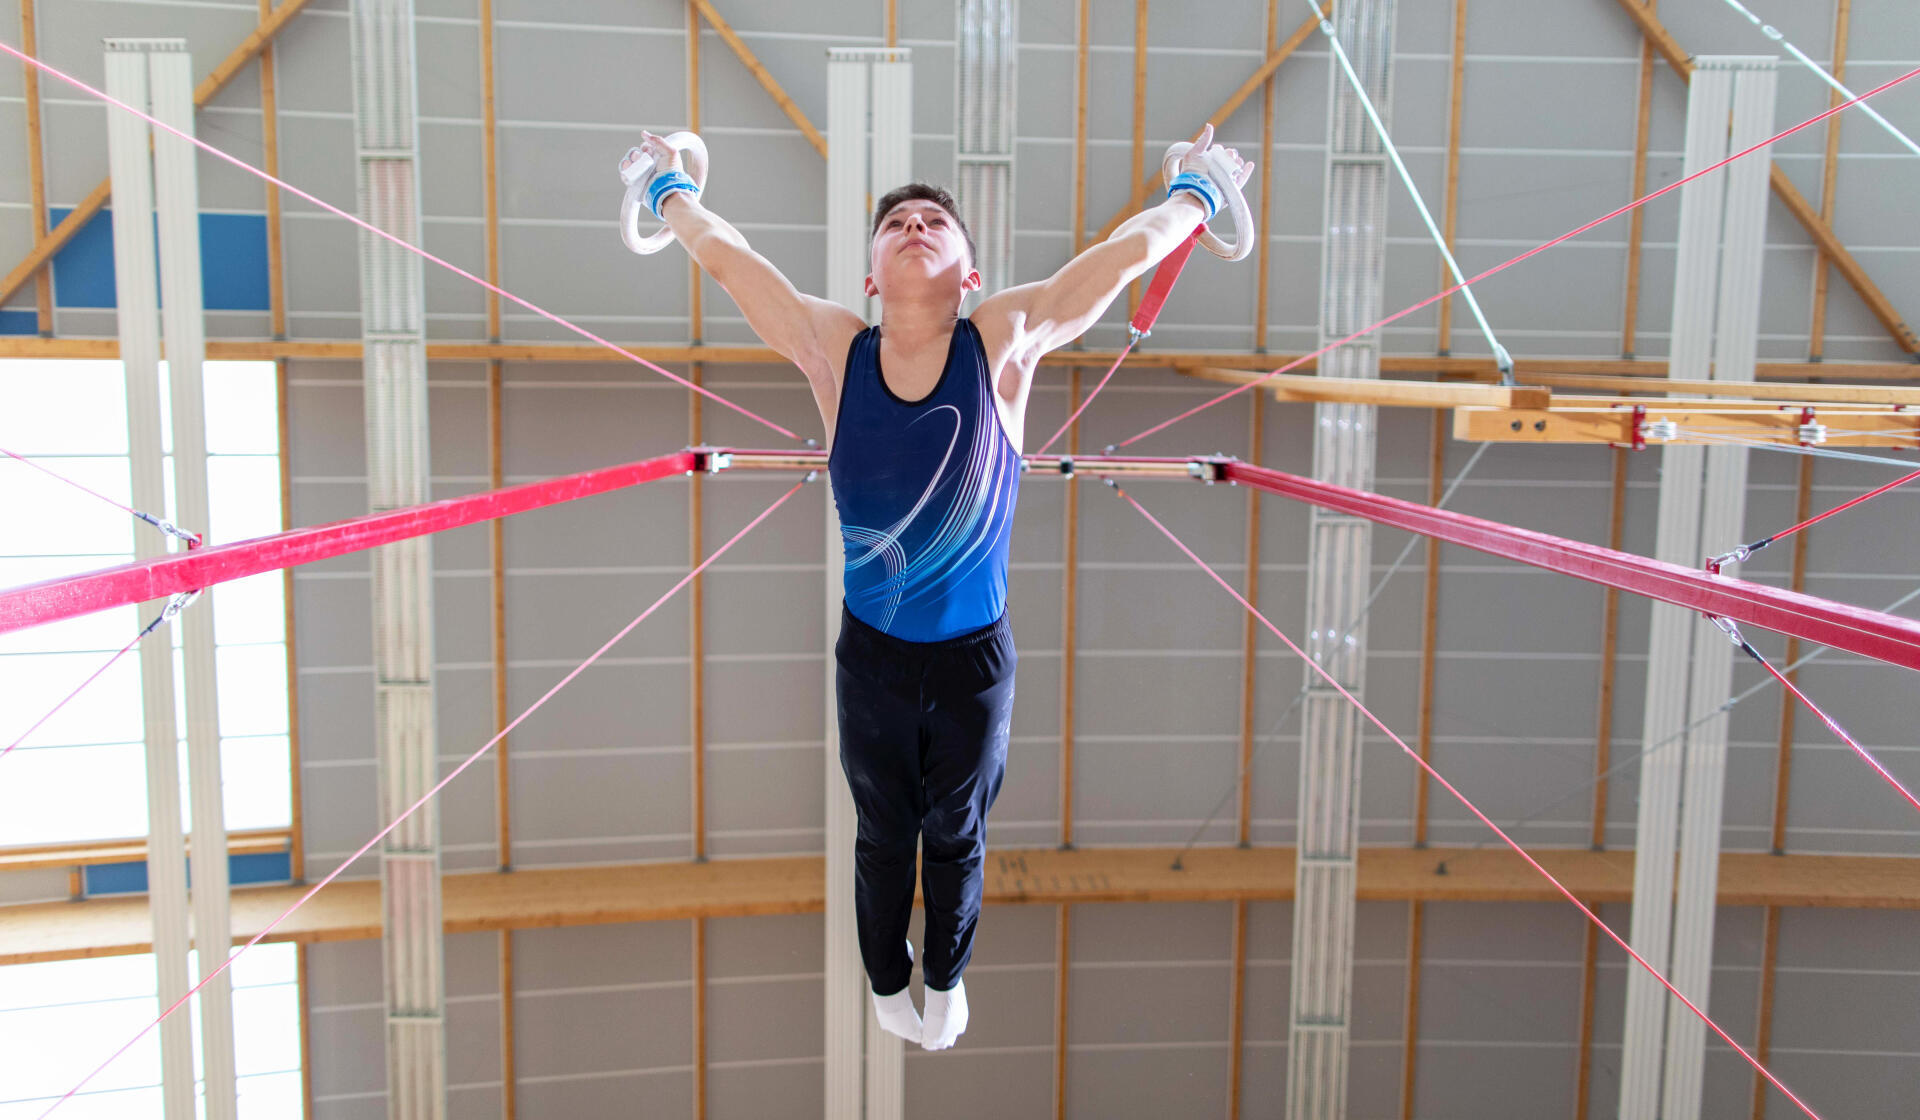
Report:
1160,141,1255,262
619,131,710,256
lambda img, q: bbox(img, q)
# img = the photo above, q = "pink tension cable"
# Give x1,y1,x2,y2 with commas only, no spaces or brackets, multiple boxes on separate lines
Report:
1,621,154,766
1115,62,1920,451
36,479,807,1118
1740,637,1920,818
1112,484,1825,1120
0,40,801,445
1035,225,1205,457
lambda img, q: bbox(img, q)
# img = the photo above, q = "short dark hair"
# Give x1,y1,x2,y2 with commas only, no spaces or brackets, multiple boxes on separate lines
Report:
870,183,977,270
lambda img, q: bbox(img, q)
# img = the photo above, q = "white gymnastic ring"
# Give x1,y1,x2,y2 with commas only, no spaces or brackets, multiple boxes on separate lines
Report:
1160,141,1255,263
619,131,710,256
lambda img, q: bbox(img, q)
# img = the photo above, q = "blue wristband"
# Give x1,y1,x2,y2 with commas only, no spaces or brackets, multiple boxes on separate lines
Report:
646,170,699,219
1167,171,1222,221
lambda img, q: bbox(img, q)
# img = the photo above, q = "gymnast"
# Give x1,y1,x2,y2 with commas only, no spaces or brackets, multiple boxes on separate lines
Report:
632,125,1252,1050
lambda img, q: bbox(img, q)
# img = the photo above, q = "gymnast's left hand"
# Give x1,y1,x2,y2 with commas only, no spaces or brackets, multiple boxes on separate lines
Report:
1179,123,1255,188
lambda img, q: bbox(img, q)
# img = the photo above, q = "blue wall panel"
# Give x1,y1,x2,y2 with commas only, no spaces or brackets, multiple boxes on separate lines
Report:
49,207,272,312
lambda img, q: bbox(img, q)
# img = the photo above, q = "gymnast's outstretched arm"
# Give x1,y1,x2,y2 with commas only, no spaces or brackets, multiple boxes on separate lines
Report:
637,131,864,399
974,125,1252,389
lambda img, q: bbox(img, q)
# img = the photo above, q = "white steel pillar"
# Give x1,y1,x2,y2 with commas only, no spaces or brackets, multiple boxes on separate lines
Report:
825,49,872,1120
1618,56,1777,1120
1288,3,1395,1116
826,46,913,1120
147,41,241,1120
103,41,196,1120
955,0,1016,302
350,2,446,1116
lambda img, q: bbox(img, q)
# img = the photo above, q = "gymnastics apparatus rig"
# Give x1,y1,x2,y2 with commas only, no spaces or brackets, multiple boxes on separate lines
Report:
3,17,1920,1120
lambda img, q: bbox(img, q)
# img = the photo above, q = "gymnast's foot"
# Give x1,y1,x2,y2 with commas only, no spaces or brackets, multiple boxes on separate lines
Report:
871,941,922,1043
872,986,922,1043
921,979,968,1051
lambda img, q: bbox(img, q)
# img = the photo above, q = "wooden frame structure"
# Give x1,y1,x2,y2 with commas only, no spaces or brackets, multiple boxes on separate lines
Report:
6,845,1917,969
5,3,1919,1116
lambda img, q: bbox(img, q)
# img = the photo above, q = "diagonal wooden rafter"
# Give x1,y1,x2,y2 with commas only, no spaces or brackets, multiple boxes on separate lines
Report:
0,0,317,309
1610,0,1918,354
688,0,827,159
1087,7,1326,245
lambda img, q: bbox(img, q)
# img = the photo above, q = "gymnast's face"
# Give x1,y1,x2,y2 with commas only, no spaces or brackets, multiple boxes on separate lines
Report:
865,199,981,304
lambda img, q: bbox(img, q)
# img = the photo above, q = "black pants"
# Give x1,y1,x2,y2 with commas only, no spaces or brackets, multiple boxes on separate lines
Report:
836,605,1015,996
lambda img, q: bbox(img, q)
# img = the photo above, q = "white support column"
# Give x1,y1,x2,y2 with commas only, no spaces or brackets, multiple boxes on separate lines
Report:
865,49,911,1120
825,46,914,1119
350,2,446,1117
103,41,196,1120
825,49,872,1120
145,43,241,1120
1288,3,1395,1116
1619,56,1776,1120
954,0,1016,302
1660,58,1777,1120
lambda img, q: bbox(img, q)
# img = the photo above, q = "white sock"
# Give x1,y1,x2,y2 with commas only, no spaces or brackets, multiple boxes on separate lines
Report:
871,987,922,1043
921,978,969,1051
870,941,921,1043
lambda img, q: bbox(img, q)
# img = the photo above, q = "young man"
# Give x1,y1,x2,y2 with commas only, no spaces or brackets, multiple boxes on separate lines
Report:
638,126,1251,1050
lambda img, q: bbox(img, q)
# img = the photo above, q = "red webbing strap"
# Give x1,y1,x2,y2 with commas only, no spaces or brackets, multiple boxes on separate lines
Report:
1129,224,1203,337
1223,461,1920,672
0,450,700,635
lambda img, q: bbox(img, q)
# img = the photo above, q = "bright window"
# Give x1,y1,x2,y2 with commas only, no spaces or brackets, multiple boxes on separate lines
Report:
0,358,292,845
0,944,304,1119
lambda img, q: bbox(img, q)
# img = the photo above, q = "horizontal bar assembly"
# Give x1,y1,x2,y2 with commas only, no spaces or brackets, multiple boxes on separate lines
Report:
1223,461,1920,671
1457,406,1920,448
713,450,1217,479
13,449,1917,673
0,450,699,635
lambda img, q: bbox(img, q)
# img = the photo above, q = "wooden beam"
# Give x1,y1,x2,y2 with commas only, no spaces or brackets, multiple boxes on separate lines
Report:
490,359,510,870
884,0,896,48
1608,0,1918,354
1574,915,1601,1120
1089,9,1324,246
1753,454,1812,1119
1053,903,1071,1120
1253,0,1278,352
688,0,828,160
692,917,707,1120
687,0,709,869
259,0,288,341
1402,400,1449,1120
1236,391,1263,845
276,355,303,881
0,0,319,308
1574,447,1627,1120
1228,898,1249,1120
0,829,291,873
1072,0,1090,256
1621,0,1657,357
1413,412,1445,847
1434,0,1467,355
1808,0,1853,360
1126,0,1148,315
1514,372,1920,406
1455,405,1920,448
1189,368,1551,409
480,0,503,342
9,847,1920,966
20,0,52,333
8,337,1919,383
1060,368,1080,849
297,944,315,1120
500,931,518,1120
1399,899,1424,1120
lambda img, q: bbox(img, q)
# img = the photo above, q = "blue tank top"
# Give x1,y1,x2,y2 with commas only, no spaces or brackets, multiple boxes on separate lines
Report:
829,319,1021,643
